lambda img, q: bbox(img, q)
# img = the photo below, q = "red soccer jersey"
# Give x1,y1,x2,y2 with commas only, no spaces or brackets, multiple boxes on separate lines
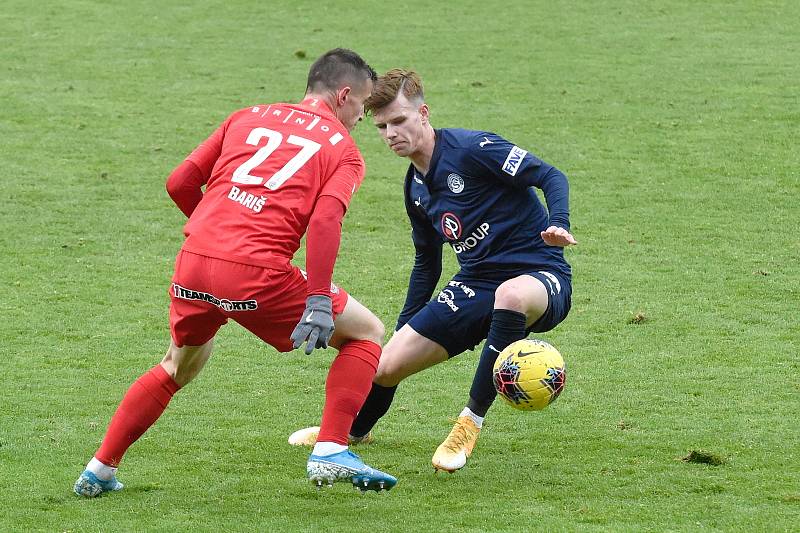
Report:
180,98,364,268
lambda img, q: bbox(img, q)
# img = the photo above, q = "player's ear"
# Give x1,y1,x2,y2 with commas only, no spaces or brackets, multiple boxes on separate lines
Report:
337,86,351,106
419,103,430,124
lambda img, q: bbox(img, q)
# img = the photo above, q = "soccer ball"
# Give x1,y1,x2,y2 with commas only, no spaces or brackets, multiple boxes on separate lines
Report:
492,339,566,411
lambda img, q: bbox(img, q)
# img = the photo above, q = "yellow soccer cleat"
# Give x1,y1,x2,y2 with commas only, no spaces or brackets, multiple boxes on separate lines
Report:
432,416,481,473
288,426,374,447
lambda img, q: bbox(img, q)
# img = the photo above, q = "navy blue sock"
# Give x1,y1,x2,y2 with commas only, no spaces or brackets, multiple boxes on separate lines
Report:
467,309,527,417
349,383,397,437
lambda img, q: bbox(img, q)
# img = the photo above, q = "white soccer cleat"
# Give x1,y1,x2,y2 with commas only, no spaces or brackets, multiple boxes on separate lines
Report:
289,426,374,447
289,426,321,446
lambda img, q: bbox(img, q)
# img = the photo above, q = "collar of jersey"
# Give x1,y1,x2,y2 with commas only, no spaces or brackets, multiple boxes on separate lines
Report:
297,97,336,119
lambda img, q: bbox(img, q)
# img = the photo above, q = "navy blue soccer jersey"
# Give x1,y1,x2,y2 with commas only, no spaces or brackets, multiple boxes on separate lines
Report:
404,128,572,280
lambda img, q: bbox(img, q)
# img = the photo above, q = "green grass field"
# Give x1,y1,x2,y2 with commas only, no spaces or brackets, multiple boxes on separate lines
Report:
2,1,798,531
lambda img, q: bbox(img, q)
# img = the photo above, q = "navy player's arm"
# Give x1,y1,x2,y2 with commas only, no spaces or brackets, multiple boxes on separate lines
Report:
396,173,443,331
526,165,570,231
396,243,442,331
465,131,571,231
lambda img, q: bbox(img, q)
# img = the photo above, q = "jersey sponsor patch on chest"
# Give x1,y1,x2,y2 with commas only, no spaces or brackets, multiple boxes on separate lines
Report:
441,212,463,240
502,146,528,176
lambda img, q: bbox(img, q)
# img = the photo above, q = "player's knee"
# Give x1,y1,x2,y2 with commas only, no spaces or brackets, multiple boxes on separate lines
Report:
494,281,526,311
372,347,412,387
373,361,401,387
159,351,182,384
360,313,385,345
160,342,211,387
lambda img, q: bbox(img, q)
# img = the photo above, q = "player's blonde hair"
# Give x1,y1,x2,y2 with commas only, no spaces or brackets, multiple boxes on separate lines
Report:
365,69,424,113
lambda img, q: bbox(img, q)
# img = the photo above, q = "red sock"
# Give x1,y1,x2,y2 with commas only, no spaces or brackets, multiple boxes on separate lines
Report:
95,364,181,467
317,340,381,445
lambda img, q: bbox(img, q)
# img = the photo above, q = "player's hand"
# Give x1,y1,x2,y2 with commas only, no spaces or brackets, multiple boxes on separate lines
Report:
541,226,577,247
290,295,335,355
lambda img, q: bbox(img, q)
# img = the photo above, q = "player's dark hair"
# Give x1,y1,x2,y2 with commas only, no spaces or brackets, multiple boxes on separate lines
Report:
306,48,377,93
365,69,424,113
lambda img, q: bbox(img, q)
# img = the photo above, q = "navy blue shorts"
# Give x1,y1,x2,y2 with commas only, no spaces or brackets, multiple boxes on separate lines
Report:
406,270,572,357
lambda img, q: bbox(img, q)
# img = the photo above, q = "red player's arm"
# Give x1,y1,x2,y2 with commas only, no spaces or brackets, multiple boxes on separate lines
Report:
305,196,345,297
166,121,226,217
165,160,206,217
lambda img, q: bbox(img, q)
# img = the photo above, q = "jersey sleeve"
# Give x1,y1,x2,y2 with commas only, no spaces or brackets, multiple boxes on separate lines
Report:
464,132,571,230
305,196,346,297
166,117,231,217
318,142,365,210
404,167,441,249
461,132,547,188
396,169,443,330
165,160,207,217
185,117,229,176
395,245,442,331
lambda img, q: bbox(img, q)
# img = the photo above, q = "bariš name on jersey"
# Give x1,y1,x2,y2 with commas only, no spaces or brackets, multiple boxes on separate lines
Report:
228,185,266,213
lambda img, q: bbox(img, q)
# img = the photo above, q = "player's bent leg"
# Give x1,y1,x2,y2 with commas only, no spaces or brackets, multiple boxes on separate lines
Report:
318,296,384,442
316,339,379,445
306,297,396,490
374,325,449,387
435,275,550,475
495,275,550,327
74,340,214,497
290,296,383,446
160,338,215,387
328,294,385,348
289,297,383,447
467,275,549,415
347,325,448,440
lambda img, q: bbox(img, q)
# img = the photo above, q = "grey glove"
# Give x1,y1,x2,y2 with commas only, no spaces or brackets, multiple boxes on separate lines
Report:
290,295,335,354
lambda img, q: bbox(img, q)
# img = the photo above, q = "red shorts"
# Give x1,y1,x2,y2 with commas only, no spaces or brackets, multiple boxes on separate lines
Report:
169,250,349,351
